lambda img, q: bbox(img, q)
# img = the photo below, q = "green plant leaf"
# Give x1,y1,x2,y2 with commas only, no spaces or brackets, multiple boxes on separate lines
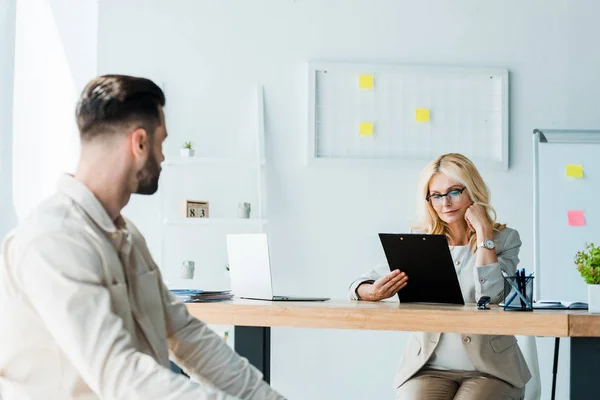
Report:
576,242,600,285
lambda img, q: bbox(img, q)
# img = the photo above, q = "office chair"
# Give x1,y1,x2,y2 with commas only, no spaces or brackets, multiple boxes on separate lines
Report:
516,335,541,400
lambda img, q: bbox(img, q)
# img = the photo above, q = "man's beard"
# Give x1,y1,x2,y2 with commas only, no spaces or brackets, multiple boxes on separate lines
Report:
135,152,161,195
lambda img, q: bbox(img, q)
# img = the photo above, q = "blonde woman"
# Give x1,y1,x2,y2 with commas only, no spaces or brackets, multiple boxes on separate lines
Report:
349,153,531,400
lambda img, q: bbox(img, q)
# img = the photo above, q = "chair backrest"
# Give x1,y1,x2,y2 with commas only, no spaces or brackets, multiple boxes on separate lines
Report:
516,335,541,400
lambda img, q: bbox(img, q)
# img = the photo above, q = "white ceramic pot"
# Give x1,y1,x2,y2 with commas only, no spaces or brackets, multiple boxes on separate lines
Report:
180,148,195,157
181,261,195,279
237,202,251,219
588,284,600,313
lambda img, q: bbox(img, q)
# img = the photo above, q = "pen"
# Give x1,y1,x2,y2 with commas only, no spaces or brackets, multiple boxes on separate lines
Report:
521,268,530,307
516,270,525,309
520,269,527,308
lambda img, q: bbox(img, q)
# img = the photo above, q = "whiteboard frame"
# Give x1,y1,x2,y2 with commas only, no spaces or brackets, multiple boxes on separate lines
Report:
307,61,510,170
532,128,600,299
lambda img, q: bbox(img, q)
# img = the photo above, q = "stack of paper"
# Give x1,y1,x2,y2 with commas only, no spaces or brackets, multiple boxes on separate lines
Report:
170,289,233,303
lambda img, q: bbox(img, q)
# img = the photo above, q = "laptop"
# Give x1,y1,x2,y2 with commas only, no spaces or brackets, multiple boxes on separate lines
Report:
378,233,465,305
226,233,330,301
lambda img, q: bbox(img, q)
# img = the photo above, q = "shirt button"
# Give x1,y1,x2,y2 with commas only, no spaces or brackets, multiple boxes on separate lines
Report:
479,278,486,284
455,260,461,265
462,336,471,344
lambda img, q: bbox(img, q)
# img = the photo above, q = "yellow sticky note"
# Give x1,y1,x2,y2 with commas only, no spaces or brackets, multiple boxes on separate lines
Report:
359,75,373,89
416,108,430,122
359,122,373,136
566,164,583,178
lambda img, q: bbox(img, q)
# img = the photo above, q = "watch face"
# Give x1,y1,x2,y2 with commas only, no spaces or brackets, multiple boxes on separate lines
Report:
485,239,495,249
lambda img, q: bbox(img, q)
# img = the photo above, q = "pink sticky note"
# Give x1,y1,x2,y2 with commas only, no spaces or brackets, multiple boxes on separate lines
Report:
568,210,586,227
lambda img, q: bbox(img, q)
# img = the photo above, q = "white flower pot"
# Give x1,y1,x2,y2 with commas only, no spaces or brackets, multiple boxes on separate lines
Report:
588,284,600,313
237,202,251,219
181,261,195,279
180,148,195,157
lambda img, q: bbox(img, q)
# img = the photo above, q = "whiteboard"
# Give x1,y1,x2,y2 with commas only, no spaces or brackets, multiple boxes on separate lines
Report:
308,62,509,170
533,129,600,302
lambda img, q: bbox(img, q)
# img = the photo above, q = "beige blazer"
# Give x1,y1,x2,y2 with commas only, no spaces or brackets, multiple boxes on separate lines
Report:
0,175,284,400
349,228,532,389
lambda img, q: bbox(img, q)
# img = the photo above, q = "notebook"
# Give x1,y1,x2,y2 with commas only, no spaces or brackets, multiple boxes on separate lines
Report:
499,300,589,310
533,300,588,310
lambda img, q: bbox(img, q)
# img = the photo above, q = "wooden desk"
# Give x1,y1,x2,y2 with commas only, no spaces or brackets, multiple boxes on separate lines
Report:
186,299,584,336
186,300,600,399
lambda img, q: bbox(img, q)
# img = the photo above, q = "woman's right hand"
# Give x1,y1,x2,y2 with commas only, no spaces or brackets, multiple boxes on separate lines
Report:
356,269,408,301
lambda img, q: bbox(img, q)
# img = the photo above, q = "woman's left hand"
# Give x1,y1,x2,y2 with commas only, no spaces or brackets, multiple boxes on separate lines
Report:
464,203,491,234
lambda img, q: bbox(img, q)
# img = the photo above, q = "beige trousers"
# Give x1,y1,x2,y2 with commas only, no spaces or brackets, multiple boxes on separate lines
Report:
395,369,525,400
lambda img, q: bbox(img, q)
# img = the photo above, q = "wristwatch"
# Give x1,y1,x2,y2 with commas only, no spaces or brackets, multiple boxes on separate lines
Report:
478,239,496,250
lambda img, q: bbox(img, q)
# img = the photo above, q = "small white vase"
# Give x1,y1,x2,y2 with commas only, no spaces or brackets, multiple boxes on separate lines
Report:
237,202,251,219
588,284,600,313
181,261,195,279
180,148,195,157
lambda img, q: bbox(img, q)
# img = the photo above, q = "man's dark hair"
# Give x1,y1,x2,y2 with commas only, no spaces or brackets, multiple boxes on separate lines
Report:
76,75,165,140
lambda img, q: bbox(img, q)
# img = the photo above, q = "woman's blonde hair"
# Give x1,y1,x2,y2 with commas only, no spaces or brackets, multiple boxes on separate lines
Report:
413,153,505,251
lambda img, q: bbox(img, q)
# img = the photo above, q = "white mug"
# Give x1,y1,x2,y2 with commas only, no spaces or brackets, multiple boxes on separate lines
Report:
238,202,251,219
181,261,195,279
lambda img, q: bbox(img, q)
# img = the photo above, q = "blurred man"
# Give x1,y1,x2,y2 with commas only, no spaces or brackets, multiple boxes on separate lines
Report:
0,75,285,400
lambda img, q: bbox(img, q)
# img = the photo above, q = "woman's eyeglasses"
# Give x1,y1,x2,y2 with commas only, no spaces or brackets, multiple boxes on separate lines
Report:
426,187,467,206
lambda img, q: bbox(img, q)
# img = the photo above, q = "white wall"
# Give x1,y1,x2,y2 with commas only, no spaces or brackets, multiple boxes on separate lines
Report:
97,1,600,399
12,0,97,220
0,0,17,238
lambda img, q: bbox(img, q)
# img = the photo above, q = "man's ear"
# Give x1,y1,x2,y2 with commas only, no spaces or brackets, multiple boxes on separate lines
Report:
130,127,149,158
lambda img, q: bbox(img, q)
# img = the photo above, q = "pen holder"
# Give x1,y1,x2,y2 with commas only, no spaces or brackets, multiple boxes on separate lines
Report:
503,276,534,311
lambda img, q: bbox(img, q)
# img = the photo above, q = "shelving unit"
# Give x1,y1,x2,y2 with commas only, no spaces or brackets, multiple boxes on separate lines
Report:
163,156,265,168
163,217,268,227
158,85,267,290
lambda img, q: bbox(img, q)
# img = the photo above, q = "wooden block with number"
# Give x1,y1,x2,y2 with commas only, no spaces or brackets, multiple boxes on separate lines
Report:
179,200,209,218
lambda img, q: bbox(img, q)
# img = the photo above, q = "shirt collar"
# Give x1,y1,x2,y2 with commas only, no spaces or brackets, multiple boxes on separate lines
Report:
57,174,125,233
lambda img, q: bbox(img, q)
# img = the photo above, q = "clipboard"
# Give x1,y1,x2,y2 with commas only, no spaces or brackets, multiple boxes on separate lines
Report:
378,233,465,305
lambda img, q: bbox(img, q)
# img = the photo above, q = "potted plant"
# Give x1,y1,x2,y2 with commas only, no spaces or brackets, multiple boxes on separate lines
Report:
575,242,600,313
180,141,195,157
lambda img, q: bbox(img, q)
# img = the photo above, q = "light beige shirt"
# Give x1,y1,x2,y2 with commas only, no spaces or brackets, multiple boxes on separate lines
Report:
0,174,285,400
